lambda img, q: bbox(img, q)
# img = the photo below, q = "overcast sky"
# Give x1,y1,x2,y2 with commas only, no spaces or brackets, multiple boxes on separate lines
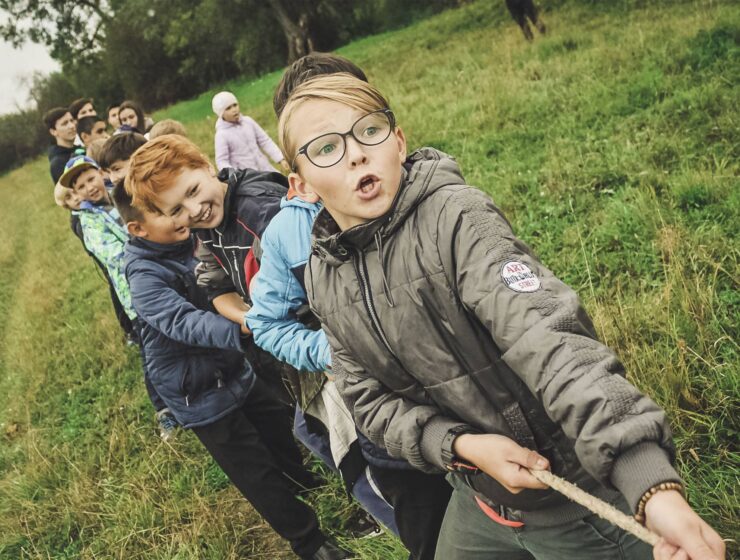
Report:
0,39,59,115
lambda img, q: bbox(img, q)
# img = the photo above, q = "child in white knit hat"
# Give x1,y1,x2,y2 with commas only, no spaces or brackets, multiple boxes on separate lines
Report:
211,91,289,173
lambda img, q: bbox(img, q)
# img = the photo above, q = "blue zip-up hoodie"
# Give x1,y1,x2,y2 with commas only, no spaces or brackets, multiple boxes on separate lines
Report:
247,196,331,372
125,235,254,428
246,196,411,470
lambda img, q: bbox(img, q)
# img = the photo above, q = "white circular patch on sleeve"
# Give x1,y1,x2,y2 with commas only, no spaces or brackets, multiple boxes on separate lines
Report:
501,261,541,293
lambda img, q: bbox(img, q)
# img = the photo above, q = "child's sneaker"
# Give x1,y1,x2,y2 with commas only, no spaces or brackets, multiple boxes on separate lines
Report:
343,510,383,539
156,408,178,441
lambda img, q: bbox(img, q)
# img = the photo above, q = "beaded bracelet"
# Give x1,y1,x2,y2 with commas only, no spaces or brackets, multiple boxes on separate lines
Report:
634,481,685,525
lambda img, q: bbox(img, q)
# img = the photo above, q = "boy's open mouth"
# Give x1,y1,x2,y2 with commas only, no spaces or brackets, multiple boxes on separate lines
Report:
355,174,381,200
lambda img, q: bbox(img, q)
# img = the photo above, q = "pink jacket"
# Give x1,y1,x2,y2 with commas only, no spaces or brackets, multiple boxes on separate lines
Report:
214,115,284,172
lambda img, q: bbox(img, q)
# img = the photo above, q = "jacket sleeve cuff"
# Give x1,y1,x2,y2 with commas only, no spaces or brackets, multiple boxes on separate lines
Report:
610,442,683,513
420,416,473,470
320,341,332,370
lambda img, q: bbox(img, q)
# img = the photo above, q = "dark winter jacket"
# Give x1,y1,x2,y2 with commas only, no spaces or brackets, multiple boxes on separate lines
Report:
194,167,287,303
125,235,254,428
307,148,681,521
48,144,83,184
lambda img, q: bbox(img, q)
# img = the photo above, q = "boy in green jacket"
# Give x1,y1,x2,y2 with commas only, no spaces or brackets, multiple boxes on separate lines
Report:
56,156,178,440
275,73,724,560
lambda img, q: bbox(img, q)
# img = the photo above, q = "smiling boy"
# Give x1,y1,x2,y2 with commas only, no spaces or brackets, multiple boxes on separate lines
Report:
117,183,349,559
124,135,354,560
125,134,300,408
277,73,725,560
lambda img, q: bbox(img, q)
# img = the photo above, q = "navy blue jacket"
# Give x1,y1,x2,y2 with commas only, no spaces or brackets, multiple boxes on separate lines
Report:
194,167,287,302
124,236,254,428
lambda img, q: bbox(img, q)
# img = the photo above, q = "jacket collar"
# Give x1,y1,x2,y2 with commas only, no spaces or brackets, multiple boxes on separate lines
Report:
80,200,112,212
281,193,321,211
216,116,239,130
128,235,195,260
212,167,290,236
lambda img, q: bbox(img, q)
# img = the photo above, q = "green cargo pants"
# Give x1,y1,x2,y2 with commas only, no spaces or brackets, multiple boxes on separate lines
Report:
434,475,652,560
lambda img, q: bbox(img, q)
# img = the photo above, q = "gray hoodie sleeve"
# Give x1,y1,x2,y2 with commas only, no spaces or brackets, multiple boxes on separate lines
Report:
439,187,681,511
327,327,468,473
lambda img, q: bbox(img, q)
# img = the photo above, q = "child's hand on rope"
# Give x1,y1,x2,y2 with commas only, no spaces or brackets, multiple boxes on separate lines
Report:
646,490,726,560
453,433,550,493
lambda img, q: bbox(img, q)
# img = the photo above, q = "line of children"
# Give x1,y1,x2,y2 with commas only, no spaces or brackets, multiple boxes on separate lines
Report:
44,104,139,346
46,53,724,560
54,149,178,440
122,137,355,560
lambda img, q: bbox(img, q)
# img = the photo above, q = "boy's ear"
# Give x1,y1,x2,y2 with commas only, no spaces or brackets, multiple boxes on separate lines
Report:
126,221,147,238
288,172,320,204
394,126,407,162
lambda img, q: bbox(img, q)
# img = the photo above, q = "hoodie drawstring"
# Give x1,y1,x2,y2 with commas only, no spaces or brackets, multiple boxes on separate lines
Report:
308,250,317,305
375,231,395,307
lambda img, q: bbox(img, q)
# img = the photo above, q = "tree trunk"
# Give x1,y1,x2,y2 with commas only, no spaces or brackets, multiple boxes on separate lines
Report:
265,0,313,62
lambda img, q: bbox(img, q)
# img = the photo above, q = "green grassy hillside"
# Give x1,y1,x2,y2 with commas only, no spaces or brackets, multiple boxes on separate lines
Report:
1,1,738,557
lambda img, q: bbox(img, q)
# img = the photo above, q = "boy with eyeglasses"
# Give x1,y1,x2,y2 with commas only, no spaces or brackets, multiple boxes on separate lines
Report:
274,73,725,560
242,53,457,559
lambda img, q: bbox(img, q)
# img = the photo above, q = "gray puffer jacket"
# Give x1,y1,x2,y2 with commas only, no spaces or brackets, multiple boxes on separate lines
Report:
307,148,681,520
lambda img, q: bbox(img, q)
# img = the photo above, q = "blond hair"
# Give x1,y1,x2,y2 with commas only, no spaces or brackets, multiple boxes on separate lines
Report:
86,138,108,164
53,183,78,210
149,119,187,139
278,73,390,167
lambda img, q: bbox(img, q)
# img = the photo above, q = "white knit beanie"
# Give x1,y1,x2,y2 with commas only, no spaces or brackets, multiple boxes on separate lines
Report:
212,91,238,118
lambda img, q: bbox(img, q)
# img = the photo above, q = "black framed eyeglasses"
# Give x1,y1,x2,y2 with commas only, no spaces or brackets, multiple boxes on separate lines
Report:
291,109,395,170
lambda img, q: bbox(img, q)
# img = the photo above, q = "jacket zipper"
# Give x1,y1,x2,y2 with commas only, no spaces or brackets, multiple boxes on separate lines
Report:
353,249,395,356
181,368,191,407
232,252,243,292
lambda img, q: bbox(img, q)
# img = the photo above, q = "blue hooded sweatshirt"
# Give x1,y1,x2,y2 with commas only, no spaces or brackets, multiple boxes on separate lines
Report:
247,196,331,372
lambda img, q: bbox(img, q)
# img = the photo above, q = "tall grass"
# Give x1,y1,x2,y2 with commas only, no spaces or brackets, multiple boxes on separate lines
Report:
1,0,737,557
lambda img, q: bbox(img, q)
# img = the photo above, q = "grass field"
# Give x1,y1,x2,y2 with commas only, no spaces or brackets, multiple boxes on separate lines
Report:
0,0,738,558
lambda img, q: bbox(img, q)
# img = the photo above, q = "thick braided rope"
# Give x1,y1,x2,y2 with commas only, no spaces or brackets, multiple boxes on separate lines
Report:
529,469,660,546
